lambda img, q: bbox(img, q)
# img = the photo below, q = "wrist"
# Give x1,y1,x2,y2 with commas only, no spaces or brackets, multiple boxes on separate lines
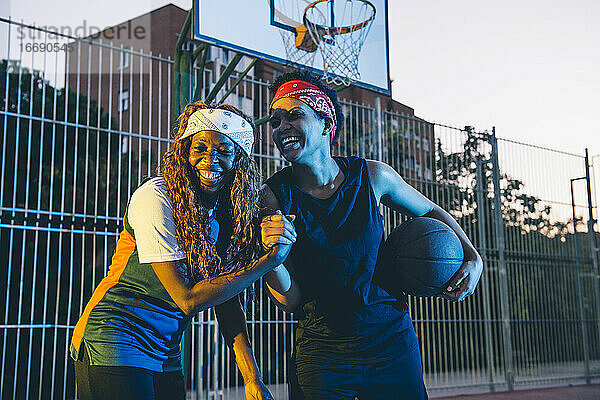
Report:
261,240,271,254
464,247,481,262
243,374,263,385
265,246,286,267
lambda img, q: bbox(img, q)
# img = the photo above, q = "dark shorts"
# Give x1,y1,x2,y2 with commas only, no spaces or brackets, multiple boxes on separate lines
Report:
73,345,185,400
289,344,428,400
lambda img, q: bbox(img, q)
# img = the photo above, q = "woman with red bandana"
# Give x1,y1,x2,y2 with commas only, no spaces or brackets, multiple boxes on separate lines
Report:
260,71,483,400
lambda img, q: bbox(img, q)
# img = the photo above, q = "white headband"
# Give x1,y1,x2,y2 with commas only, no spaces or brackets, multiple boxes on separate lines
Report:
179,108,254,155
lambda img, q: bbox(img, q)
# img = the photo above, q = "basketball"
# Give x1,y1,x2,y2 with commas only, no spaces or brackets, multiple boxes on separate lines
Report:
377,217,464,297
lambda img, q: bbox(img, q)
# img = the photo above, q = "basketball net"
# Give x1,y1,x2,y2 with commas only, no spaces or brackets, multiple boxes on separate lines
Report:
304,0,376,86
280,29,319,69
277,1,324,69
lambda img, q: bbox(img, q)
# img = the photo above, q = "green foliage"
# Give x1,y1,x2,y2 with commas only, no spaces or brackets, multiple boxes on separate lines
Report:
434,129,571,242
0,59,151,223
430,127,598,368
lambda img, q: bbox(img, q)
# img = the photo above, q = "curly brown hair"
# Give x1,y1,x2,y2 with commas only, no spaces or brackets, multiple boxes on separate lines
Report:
159,101,262,283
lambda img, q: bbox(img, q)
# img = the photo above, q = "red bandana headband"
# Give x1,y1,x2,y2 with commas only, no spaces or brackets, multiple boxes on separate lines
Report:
269,80,338,145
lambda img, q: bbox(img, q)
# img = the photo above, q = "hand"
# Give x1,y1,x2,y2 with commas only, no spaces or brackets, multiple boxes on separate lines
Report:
261,210,296,265
244,378,274,400
437,252,483,302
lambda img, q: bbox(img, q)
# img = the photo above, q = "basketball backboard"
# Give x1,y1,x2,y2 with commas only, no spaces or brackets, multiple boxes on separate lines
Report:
194,0,390,94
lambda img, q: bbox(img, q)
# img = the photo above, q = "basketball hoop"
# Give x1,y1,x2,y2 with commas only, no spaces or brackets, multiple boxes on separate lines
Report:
275,0,325,68
302,0,376,86
198,1,390,93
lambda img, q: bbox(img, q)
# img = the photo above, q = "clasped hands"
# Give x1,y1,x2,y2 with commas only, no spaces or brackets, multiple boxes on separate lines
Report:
260,210,297,265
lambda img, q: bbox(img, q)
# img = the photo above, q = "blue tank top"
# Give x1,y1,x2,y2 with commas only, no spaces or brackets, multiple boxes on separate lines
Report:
266,156,417,359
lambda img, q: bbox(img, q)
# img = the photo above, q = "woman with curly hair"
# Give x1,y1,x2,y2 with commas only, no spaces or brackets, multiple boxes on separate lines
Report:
261,70,483,399
70,101,296,400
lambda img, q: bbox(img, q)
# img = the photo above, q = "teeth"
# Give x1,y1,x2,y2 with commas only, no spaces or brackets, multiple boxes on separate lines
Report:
282,136,300,145
199,170,222,180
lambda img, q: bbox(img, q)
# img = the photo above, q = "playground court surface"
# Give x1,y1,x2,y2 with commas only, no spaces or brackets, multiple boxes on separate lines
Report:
435,384,600,400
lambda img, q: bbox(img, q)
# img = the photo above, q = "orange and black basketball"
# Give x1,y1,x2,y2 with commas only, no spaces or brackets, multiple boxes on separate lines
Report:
377,217,464,298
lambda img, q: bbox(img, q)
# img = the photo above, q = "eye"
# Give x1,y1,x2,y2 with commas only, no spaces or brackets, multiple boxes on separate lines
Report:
218,146,235,155
193,144,208,153
269,116,280,128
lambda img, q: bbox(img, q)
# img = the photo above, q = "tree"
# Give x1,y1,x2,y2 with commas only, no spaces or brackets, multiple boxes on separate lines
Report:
0,58,151,399
432,126,595,368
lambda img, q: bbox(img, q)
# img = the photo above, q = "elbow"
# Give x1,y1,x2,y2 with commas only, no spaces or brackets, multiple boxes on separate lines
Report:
179,299,196,316
271,298,299,314
264,265,301,313
280,300,300,314
180,296,209,316
266,288,301,313
283,291,302,312
422,204,442,217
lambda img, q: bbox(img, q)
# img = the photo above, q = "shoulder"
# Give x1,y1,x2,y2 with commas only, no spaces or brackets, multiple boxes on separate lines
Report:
130,177,171,206
263,166,292,210
127,177,186,263
365,159,399,184
265,165,292,186
135,176,169,195
334,155,360,169
128,177,174,225
365,160,435,216
365,159,403,200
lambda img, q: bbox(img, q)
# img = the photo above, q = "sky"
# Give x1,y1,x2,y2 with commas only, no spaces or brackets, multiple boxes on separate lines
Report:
1,0,598,156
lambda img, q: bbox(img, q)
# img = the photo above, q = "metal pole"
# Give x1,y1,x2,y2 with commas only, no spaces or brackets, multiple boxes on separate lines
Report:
584,149,600,362
476,158,496,391
489,128,514,390
375,96,383,161
173,6,194,389
174,6,193,117
570,177,591,383
213,311,219,399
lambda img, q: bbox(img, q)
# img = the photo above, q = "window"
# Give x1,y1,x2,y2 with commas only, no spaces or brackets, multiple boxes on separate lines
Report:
423,137,430,152
272,68,284,82
118,90,129,113
121,136,128,154
404,156,416,171
425,168,433,180
119,50,130,70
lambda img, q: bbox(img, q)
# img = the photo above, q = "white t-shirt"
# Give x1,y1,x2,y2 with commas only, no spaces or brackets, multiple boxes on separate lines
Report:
127,177,186,264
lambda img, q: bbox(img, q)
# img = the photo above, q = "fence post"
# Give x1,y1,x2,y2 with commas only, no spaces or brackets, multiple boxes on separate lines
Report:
476,157,496,391
489,128,514,390
571,177,591,383
584,149,600,362
375,96,383,161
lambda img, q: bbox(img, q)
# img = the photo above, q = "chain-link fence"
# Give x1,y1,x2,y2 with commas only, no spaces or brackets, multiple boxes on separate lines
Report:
1,18,599,400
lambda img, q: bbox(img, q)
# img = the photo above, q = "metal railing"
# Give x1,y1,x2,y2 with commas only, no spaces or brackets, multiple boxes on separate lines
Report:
1,18,599,399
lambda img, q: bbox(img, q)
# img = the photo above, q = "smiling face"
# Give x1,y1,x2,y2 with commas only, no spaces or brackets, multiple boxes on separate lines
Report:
269,97,331,163
188,130,237,193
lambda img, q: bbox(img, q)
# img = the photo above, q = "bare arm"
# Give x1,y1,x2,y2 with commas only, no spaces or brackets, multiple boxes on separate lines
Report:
367,159,483,301
215,296,273,399
152,225,291,316
260,184,303,313
264,260,302,313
